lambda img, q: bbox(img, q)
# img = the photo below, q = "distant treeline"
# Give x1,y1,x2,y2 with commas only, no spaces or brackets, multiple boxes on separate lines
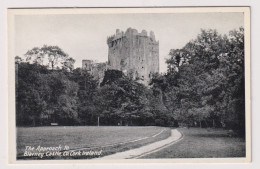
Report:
15,28,245,136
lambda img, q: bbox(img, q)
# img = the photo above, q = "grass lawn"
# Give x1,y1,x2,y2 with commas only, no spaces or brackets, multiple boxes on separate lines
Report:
17,126,170,159
142,127,246,158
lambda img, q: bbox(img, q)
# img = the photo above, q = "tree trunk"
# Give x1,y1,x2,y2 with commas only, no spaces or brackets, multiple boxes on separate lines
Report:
84,76,86,90
32,118,36,127
205,121,208,128
51,61,54,70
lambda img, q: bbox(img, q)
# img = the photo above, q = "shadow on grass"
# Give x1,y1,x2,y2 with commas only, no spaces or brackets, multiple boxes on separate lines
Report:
187,128,245,139
141,127,246,159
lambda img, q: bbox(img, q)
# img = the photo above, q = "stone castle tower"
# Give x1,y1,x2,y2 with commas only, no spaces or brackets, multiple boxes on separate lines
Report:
107,28,159,85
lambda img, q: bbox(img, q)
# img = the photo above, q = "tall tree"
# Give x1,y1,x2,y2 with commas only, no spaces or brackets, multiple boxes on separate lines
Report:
164,28,245,133
25,45,74,70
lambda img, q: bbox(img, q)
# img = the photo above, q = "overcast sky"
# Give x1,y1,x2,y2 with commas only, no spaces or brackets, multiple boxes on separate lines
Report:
14,12,244,73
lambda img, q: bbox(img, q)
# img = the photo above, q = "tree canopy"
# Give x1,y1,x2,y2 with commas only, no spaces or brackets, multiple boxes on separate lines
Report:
162,27,245,135
25,45,74,70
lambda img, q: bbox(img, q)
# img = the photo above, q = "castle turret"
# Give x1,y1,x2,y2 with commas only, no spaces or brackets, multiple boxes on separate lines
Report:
141,30,147,36
116,29,120,35
150,31,156,41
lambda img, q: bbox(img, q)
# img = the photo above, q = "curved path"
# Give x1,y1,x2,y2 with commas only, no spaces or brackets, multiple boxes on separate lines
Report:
99,129,183,159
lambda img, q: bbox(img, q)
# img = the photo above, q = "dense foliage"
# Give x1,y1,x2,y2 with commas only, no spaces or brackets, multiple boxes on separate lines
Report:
158,27,245,135
15,28,245,136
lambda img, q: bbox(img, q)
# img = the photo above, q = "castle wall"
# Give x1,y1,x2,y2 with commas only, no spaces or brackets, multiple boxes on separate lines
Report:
82,60,107,84
82,60,93,71
107,28,159,85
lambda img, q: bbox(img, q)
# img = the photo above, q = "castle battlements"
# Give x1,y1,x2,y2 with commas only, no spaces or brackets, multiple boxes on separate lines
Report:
107,28,159,45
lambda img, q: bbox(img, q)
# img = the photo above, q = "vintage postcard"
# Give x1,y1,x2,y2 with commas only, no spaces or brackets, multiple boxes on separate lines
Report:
8,7,251,163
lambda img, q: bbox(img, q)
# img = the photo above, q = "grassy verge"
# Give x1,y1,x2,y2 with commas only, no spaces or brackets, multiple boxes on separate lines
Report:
17,126,171,160
142,127,245,158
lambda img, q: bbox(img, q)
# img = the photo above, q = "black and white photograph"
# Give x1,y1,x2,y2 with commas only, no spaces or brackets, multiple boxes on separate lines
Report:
7,7,250,163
